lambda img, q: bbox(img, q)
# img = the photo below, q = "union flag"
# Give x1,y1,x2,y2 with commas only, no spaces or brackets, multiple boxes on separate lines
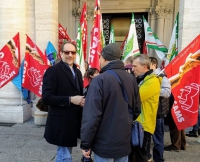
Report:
88,0,103,70
165,34,200,130
0,33,20,88
80,2,87,61
22,35,49,97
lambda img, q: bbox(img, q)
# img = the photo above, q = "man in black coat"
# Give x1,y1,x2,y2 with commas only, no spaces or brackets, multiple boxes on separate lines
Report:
42,41,85,161
81,43,141,162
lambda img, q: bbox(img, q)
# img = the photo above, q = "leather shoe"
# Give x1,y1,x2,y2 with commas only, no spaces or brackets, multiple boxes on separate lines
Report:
186,130,198,137
164,145,180,152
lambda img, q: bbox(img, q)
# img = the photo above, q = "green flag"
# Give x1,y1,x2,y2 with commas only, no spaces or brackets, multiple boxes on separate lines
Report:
109,25,115,43
143,16,168,60
122,13,140,61
76,23,85,75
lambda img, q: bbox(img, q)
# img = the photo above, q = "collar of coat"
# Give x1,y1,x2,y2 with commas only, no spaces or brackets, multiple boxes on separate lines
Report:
100,60,124,73
136,69,153,84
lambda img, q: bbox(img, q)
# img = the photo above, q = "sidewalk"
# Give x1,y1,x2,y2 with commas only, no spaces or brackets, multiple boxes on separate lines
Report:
0,118,200,162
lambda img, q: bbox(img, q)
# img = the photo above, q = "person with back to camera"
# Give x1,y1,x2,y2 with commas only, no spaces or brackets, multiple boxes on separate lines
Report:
81,43,141,162
81,67,99,162
42,41,85,162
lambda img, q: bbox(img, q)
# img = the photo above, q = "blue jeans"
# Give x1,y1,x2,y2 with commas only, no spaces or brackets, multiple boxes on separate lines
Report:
94,153,128,162
56,146,72,162
152,118,164,162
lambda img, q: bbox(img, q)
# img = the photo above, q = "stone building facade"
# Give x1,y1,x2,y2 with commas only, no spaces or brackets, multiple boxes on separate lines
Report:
0,0,200,124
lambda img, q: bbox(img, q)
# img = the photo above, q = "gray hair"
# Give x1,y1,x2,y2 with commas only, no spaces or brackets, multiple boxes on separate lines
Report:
133,54,150,69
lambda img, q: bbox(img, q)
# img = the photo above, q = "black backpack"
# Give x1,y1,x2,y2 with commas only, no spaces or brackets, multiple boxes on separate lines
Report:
157,74,170,118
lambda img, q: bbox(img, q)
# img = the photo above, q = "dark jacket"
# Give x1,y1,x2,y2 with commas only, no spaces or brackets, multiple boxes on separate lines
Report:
42,60,83,147
81,60,141,158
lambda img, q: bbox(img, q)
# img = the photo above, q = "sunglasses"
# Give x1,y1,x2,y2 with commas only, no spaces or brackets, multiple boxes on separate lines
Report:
62,51,76,55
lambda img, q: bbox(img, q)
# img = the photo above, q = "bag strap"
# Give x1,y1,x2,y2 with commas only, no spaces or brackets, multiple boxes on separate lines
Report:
107,70,133,120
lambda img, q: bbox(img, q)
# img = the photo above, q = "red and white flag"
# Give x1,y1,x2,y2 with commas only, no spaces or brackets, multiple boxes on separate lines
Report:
88,0,102,70
80,2,87,61
165,34,200,130
0,33,20,88
22,35,49,97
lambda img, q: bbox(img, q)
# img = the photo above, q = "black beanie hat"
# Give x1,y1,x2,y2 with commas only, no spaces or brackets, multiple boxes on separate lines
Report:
102,43,121,61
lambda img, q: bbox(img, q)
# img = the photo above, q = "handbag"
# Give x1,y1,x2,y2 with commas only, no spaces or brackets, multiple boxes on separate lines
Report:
36,98,48,112
107,70,144,148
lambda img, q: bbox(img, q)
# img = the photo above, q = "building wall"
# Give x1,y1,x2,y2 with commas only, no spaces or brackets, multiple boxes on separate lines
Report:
3,0,200,123
179,0,200,52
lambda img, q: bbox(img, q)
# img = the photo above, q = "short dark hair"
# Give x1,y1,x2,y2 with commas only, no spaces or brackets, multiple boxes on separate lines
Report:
149,57,158,68
60,41,77,52
86,68,99,82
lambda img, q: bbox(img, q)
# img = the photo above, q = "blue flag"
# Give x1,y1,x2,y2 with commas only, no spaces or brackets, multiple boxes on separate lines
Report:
46,41,57,65
12,60,28,100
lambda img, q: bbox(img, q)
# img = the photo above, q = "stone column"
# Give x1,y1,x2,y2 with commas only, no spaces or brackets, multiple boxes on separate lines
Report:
72,0,82,36
154,0,173,45
26,0,36,117
148,0,173,60
34,0,58,125
0,0,32,123
178,0,200,52
58,0,77,39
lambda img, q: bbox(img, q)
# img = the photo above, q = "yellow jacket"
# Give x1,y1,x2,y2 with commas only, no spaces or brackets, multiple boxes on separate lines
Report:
136,74,162,134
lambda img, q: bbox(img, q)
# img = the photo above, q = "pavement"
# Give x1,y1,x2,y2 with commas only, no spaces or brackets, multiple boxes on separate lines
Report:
0,117,200,162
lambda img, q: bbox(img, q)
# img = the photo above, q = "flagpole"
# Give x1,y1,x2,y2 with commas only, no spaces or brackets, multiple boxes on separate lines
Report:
157,69,165,76
20,90,23,106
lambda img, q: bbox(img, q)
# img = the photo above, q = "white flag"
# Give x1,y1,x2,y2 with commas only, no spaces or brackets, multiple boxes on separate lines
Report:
165,12,179,66
109,25,115,43
143,16,168,60
122,13,140,61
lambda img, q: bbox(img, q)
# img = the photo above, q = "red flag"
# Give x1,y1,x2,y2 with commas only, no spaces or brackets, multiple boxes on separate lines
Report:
88,0,102,70
165,34,200,130
58,23,73,58
58,23,71,40
80,2,87,61
142,41,147,54
22,35,49,97
0,33,20,88
120,33,128,57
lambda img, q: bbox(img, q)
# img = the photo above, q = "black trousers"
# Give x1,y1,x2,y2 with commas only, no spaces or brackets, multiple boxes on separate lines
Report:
129,131,152,162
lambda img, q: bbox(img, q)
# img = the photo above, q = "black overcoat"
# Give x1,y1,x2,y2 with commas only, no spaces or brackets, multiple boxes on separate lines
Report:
42,60,83,147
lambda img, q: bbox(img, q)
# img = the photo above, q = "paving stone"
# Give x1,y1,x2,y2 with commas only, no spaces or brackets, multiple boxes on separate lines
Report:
30,127,45,135
0,123,199,161
0,139,25,148
0,127,16,135
9,134,44,141
22,140,56,151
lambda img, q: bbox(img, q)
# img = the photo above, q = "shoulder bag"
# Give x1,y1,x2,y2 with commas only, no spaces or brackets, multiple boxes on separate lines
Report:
107,70,144,148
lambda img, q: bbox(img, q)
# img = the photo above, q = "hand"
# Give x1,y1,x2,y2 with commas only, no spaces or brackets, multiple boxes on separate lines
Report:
125,69,131,73
80,98,85,107
82,149,91,158
71,96,84,106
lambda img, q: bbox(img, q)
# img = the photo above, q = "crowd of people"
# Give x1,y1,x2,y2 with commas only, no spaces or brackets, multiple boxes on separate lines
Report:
41,41,199,162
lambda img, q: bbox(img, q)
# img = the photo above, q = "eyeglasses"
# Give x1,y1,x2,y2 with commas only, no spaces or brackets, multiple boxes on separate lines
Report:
62,51,76,55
